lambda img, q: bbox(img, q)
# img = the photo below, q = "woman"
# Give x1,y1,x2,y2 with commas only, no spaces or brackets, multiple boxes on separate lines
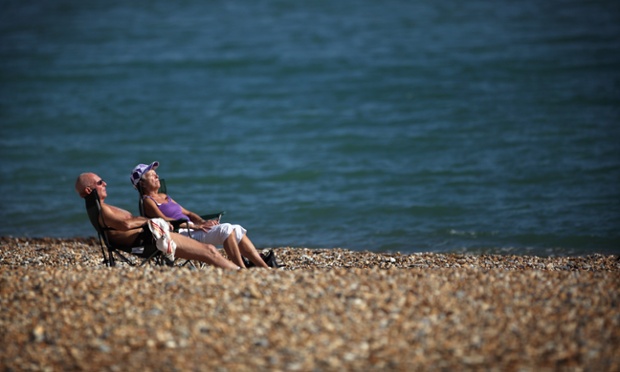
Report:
131,161,270,269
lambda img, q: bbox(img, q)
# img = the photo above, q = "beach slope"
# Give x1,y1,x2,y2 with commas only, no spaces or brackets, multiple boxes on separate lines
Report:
1,237,618,370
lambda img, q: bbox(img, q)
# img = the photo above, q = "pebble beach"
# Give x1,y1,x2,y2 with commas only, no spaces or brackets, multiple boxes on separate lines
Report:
1,237,619,371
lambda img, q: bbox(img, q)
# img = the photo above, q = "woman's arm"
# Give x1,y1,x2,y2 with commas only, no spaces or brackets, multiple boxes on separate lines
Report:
175,199,218,229
143,195,193,229
143,196,176,221
180,206,205,225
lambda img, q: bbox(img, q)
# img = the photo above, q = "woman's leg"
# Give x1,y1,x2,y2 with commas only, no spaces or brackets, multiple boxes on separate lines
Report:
238,234,270,268
183,224,267,269
222,231,247,268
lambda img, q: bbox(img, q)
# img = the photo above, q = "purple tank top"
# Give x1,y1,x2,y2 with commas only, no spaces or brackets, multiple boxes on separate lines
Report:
145,195,189,221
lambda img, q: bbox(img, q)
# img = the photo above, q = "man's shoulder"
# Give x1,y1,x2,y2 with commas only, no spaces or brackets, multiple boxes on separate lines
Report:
102,203,132,216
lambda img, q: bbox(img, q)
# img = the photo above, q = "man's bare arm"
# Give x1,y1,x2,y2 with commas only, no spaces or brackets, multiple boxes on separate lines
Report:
100,204,149,231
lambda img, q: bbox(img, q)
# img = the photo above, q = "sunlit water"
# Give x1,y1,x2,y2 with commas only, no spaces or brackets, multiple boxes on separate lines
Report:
1,0,619,255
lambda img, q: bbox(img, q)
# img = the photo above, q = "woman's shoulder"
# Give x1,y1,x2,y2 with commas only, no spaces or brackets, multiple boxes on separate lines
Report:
143,194,168,204
159,193,173,203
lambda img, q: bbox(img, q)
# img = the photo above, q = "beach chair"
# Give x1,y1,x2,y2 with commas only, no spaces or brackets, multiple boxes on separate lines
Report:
137,179,281,268
137,178,225,229
136,179,224,269
84,189,170,267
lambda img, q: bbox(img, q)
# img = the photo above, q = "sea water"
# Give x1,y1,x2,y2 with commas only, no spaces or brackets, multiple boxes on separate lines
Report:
1,0,619,256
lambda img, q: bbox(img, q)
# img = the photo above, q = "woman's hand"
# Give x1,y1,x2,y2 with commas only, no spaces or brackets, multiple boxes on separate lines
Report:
196,219,219,232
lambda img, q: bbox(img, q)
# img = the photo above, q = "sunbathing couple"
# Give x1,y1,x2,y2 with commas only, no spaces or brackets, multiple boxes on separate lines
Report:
75,161,271,270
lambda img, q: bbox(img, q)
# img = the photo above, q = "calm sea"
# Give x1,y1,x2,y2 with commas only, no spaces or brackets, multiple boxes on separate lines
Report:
1,0,619,256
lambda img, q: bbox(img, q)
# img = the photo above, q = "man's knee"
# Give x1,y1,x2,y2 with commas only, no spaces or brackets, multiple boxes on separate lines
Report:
203,243,219,254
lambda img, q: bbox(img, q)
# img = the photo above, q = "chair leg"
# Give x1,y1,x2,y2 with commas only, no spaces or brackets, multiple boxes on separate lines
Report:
180,260,202,270
140,250,163,267
107,248,116,267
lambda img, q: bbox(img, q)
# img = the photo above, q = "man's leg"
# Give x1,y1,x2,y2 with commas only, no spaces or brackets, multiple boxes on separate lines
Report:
171,233,239,270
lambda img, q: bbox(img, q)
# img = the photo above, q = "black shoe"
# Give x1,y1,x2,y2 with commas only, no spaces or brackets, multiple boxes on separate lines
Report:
262,250,283,268
244,250,282,268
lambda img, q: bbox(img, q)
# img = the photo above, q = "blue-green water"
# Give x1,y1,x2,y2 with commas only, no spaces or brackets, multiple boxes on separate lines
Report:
1,0,619,256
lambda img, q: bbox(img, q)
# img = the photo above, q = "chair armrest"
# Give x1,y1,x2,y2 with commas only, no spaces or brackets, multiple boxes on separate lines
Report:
170,218,190,230
201,211,225,221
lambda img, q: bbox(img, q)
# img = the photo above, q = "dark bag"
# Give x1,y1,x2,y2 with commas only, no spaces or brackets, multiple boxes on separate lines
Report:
244,250,282,268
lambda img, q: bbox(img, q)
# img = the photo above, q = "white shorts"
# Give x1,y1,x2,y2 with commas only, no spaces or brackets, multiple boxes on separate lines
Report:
178,223,247,246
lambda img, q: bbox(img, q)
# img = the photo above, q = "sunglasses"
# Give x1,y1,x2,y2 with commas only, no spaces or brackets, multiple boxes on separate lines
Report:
94,179,105,186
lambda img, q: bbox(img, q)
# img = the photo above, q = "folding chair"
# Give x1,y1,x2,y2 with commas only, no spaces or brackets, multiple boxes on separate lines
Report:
85,189,170,267
137,179,281,268
136,178,224,269
137,178,225,228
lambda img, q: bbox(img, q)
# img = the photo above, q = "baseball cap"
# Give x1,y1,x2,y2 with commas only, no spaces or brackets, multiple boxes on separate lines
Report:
130,161,159,188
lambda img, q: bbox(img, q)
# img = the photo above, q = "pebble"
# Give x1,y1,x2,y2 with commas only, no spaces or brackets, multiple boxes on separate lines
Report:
1,237,619,371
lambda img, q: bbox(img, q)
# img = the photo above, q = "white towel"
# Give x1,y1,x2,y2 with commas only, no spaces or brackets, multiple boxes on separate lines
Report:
148,218,177,261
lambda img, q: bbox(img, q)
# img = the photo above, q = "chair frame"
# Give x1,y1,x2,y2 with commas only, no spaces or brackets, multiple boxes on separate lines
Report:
137,178,225,231
136,179,282,268
136,178,224,269
85,189,169,267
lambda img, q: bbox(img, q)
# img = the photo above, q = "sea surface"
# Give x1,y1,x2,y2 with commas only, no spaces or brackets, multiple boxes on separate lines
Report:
1,0,619,256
